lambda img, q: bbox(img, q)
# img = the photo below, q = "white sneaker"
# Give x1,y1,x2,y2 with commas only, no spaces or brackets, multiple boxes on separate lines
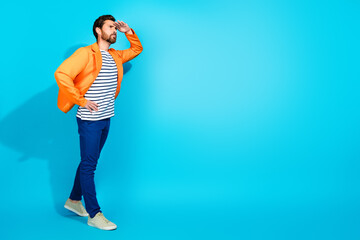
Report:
64,199,89,217
88,212,117,230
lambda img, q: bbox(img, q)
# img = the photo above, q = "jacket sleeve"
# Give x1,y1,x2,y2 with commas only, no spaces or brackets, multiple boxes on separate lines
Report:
54,47,88,107
116,28,143,63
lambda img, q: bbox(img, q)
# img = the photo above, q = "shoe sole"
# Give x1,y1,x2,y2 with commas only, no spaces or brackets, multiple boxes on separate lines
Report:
64,204,89,217
88,221,117,230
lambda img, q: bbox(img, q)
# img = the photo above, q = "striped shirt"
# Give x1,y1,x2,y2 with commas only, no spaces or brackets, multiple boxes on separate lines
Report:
76,50,118,121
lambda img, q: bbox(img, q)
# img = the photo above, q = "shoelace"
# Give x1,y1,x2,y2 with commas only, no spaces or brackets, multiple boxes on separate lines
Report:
98,213,110,223
72,202,86,212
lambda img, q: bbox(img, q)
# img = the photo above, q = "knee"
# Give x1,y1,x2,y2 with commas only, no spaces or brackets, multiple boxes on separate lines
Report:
79,160,97,173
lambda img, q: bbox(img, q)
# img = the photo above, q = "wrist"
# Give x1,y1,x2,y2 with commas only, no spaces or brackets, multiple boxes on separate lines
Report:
125,28,133,34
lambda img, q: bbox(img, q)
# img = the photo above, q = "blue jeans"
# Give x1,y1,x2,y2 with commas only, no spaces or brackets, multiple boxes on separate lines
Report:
69,117,110,218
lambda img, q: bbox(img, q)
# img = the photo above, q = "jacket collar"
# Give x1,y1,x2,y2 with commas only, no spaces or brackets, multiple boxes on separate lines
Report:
91,42,99,52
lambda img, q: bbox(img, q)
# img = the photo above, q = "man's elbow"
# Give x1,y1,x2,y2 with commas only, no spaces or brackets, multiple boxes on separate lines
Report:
137,45,143,54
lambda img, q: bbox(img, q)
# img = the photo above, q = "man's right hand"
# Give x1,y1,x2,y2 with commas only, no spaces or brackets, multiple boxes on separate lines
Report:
84,100,99,112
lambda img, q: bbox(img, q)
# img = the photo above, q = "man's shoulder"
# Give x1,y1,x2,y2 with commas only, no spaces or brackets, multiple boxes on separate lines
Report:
75,44,93,53
108,48,121,57
69,44,95,60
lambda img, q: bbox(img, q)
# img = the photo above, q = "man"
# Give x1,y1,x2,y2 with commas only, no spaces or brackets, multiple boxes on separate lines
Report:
54,15,143,230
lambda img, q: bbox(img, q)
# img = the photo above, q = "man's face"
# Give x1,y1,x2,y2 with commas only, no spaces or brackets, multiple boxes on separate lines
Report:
99,20,117,44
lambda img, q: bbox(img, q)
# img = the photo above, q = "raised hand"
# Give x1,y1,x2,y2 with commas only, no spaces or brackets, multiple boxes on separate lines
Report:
114,20,131,33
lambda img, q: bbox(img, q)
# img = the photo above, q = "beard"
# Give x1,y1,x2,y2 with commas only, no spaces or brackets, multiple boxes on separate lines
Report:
101,31,117,44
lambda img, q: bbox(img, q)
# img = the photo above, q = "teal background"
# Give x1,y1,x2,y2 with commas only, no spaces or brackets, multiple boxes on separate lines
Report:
0,0,360,239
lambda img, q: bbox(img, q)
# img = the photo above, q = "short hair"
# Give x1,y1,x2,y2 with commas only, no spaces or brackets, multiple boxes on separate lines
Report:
93,15,116,40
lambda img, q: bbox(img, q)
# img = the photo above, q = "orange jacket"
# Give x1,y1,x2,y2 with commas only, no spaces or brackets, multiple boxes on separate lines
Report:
54,28,143,113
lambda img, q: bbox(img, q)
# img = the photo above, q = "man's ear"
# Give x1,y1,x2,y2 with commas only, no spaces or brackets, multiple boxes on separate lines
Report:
96,27,101,36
